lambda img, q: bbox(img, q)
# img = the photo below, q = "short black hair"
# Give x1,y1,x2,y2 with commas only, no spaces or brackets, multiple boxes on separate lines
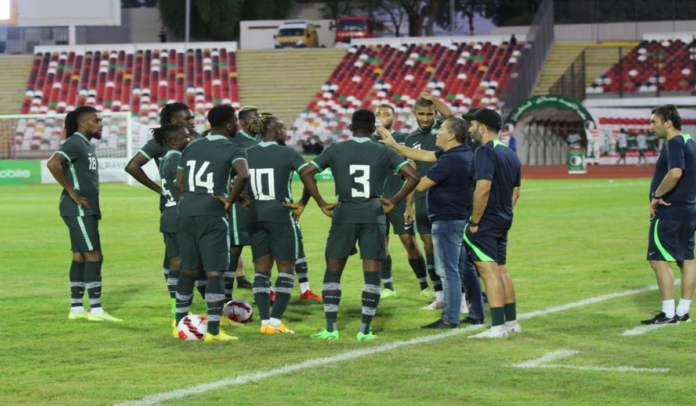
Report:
415,97,434,109
238,107,260,121
207,105,236,128
65,106,98,137
651,104,682,130
152,124,184,146
159,102,190,125
445,118,469,143
351,109,376,131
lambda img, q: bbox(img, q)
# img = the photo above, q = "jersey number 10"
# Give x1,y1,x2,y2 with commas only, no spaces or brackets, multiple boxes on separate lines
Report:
249,168,276,201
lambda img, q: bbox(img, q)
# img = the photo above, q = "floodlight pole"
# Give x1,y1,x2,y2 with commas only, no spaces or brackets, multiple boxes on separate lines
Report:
185,0,191,43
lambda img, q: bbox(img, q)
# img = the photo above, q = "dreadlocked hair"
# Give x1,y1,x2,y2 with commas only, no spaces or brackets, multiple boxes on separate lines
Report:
152,124,185,147
246,114,277,136
159,102,190,125
64,106,97,138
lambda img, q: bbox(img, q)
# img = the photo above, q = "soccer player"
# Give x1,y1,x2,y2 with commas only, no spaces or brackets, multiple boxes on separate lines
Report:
642,105,696,325
151,124,191,335
47,106,121,322
125,103,203,302
463,109,522,339
225,105,261,297
373,103,426,298
404,93,455,309
174,105,250,342
300,109,420,341
617,129,628,165
244,114,318,334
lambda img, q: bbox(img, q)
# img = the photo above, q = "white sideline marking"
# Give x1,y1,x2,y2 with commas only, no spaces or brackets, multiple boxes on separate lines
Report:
510,350,669,373
622,324,672,336
114,282,665,406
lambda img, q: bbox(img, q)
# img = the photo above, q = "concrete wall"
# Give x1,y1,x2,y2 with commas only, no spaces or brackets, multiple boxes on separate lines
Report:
491,20,696,42
77,7,161,45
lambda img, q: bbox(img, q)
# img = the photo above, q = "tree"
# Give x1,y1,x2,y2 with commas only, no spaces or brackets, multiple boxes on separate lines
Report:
483,0,542,27
159,0,296,41
436,0,486,35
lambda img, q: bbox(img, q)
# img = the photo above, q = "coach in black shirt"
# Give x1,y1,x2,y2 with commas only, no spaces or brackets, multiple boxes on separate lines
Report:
378,118,480,329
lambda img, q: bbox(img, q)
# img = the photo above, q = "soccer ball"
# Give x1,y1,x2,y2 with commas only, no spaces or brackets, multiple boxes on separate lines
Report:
223,299,254,323
177,314,208,340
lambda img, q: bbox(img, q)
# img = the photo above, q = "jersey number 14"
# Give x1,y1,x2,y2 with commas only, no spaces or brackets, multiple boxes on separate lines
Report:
186,161,214,193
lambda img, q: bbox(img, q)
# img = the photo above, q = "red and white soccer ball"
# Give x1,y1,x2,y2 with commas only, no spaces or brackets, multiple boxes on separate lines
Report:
177,314,208,341
223,299,254,323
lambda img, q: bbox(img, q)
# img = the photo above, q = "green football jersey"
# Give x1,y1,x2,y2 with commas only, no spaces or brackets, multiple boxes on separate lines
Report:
177,135,247,218
311,137,409,224
245,141,309,224
372,129,409,198
138,131,201,168
53,132,100,218
159,150,181,233
404,119,443,199
231,129,260,149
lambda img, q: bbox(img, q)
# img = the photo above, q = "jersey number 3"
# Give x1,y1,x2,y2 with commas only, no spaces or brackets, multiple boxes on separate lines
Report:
186,161,214,193
350,165,370,198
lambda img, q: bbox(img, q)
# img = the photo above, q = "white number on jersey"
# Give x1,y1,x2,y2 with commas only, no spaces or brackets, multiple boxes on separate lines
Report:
349,164,370,198
88,157,97,170
161,178,175,205
249,168,276,201
186,160,214,193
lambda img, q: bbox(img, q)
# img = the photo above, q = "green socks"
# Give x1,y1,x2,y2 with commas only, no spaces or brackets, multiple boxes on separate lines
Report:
175,271,196,325
69,261,86,310
360,271,382,334
253,274,272,321
204,275,225,336
381,255,394,291
426,253,442,292
504,302,517,322
270,272,294,322
322,270,342,332
84,261,103,312
491,307,505,327
408,257,429,290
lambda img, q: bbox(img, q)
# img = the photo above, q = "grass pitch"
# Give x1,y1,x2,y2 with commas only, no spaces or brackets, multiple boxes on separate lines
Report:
2,178,695,405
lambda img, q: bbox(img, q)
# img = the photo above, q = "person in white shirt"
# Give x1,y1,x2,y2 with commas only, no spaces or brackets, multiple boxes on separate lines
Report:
617,129,628,165
636,133,648,166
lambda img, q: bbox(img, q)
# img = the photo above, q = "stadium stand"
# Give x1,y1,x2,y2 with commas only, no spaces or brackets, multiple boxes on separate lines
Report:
22,44,240,122
289,39,523,144
586,39,696,95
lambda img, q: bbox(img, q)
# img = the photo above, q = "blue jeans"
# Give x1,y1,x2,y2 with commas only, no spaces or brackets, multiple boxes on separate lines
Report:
460,244,485,321
432,219,467,324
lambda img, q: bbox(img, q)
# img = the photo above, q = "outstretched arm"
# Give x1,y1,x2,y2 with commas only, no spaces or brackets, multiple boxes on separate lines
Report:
377,127,437,162
125,152,162,194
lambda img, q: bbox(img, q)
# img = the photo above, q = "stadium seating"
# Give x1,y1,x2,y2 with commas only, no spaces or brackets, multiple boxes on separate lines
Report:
22,46,240,123
290,41,523,144
587,39,696,95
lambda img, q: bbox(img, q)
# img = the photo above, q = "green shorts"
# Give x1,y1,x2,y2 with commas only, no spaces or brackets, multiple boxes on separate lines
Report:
249,221,301,261
177,216,230,272
386,200,415,235
62,215,101,253
163,232,180,259
415,198,432,234
229,202,251,246
326,223,386,260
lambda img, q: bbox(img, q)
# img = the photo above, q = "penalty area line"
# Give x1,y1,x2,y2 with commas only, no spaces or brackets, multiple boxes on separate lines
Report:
115,283,662,406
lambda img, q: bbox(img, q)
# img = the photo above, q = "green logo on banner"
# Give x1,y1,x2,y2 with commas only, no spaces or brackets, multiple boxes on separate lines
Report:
0,160,41,184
